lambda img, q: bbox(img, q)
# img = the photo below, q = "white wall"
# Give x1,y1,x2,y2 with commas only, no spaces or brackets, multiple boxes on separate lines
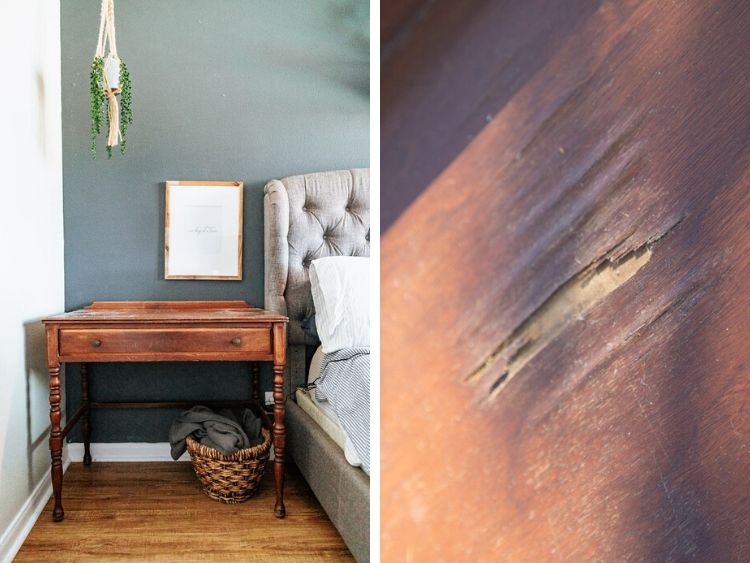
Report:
0,0,64,552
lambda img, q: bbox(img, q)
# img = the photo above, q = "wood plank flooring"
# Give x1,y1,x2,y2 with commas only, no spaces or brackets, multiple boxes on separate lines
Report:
17,462,353,562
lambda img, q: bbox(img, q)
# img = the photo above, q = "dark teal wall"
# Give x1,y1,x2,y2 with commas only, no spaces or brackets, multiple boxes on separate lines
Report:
61,0,369,442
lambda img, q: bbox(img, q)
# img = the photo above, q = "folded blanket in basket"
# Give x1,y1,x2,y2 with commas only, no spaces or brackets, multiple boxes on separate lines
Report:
169,406,263,460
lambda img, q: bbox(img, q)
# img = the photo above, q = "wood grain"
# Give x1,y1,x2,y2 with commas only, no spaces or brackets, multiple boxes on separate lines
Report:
381,0,429,50
42,301,288,522
382,0,750,560
17,463,353,562
272,322,288,519
58,327,272,357
382,0,606,229
85,300,254,310
45,304,286,324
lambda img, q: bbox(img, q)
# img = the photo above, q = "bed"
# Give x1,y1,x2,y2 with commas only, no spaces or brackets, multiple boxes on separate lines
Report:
264,169,370,562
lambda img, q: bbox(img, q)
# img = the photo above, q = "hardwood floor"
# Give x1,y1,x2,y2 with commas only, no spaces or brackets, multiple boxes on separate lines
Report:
17,462,353,562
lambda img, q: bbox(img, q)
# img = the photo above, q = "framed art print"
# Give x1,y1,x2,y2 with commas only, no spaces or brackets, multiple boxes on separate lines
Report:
164,180,243,280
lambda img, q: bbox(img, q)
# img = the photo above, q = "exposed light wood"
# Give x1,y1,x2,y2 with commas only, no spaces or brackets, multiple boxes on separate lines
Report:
42,301,288,521
164,180,244,280
17,463,353,562
382,0,750,560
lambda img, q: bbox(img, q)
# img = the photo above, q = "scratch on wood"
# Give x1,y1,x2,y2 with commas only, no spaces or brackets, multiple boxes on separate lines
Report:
467,216,685,401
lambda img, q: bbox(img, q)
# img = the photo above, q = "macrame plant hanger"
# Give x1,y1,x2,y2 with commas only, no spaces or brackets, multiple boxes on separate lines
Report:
91,0,131,158
97,0,120,148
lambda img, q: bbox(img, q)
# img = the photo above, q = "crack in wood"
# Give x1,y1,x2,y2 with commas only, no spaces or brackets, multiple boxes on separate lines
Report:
467,216,685,401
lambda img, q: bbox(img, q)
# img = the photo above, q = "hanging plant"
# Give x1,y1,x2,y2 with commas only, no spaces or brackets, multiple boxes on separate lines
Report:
90,0,132,159
90,57,106,157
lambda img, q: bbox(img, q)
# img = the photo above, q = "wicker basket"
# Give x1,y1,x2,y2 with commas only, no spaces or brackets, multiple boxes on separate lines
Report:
186,428,272,503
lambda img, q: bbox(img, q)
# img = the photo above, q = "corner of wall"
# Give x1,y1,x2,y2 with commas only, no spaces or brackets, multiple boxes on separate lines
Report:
0,0,65,556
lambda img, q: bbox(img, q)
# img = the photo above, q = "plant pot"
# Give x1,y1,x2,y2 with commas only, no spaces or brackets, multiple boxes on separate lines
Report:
104,54,121,93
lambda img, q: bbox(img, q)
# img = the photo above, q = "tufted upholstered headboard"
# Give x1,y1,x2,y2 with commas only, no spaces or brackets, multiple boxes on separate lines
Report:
264,168,370,396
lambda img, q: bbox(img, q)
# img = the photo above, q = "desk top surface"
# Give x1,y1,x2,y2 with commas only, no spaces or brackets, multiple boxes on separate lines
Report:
43,301,288,324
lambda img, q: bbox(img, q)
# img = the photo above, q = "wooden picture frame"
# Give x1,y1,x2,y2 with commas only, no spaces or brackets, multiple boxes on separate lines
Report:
164,180,244,280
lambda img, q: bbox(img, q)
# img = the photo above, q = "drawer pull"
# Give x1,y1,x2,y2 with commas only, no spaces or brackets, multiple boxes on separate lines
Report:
91,339,102,348
231,338,241,346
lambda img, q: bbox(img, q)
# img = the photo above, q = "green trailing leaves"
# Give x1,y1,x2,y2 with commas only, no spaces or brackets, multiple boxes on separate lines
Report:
119,61,132,155
89,56,133,159
90,57,106,158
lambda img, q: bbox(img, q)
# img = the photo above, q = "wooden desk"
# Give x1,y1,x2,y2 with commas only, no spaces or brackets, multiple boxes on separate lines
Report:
42,301,288,521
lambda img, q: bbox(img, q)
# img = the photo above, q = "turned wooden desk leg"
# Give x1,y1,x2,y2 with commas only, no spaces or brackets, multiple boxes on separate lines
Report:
272,321,287,518
80,363,92,465
272,363,286,518
251,363,260,404
48,363,64,522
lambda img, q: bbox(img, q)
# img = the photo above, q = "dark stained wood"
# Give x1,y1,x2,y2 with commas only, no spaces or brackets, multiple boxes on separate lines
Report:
58,327,273,358
88,400,275,433
90,400,263,410
382,0,750,560
272,322,287,519
45,306,286,324
85,300,254,310
60,404,86,439
17,463,353,561
46,364,64,522
381,0,430,50
44,302,284,363
382,0,606,229
252,362,261,403
42,301,288,522
80,363,91,465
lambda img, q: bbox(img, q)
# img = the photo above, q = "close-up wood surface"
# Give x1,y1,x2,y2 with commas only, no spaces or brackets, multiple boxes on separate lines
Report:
17,463,353,561
381,0,429,49
381,0,750,560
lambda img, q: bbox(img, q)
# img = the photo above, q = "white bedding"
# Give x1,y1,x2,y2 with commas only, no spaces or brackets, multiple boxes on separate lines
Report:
306,257,370,474
296,346,365,472
309,257,369,353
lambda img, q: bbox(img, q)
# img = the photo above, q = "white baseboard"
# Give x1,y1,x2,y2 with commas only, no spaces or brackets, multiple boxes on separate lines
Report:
66,442,189,462
65,442,274,462
0,457,71,563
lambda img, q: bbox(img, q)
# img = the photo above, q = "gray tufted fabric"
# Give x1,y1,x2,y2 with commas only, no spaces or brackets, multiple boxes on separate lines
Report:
264,168,370,395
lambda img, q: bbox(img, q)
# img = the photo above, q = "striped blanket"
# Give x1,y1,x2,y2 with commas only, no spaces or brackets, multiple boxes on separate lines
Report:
315,347,370,474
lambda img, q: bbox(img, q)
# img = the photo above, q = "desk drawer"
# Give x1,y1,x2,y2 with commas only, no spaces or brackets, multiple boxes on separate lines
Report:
59,328,273,356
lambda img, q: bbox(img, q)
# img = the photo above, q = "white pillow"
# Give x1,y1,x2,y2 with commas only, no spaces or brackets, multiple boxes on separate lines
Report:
309,257,369,353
